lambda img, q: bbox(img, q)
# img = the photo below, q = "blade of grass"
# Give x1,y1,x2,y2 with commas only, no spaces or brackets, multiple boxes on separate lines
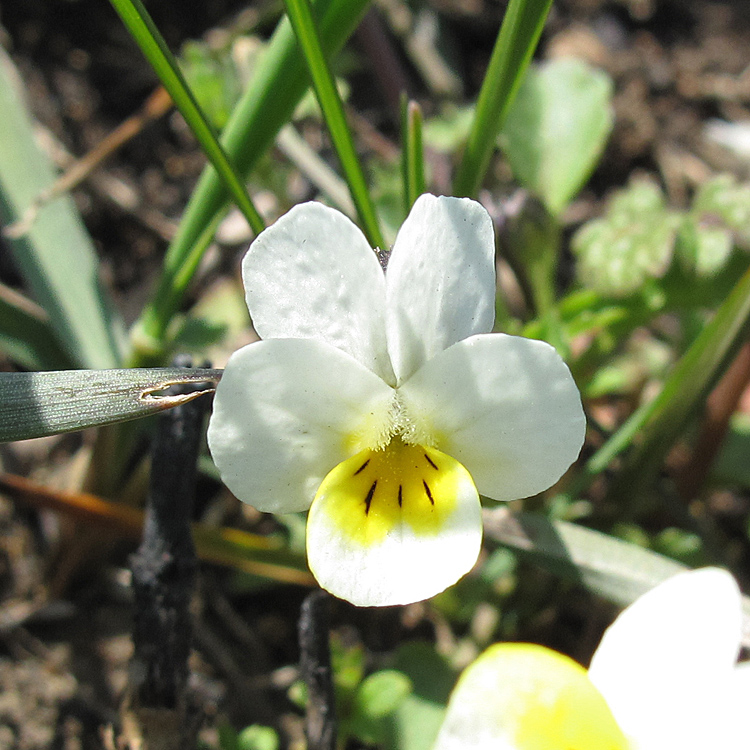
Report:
282,0,384,249
0,473,313,586
130,0,371,364
401,97,425,212
108,0,264,238
0,49,125,369
0,368,222,443
452,0,553,198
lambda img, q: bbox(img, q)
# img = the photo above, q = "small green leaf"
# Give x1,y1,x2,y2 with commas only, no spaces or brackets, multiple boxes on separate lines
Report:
356,670,412,719
0,368,221,443
573,179,680,295
348,670,413,746
423,104,474,154
237,725,280,750
501,58,614,215
180,40,243,130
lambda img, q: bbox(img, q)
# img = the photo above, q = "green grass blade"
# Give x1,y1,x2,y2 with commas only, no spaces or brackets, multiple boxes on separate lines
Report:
0,368,222,443
283,0,384,249
401,97,426,212
0,285,74,371
0,49,125,369
130,0,371,364
452,0,553,198
108,0,264,237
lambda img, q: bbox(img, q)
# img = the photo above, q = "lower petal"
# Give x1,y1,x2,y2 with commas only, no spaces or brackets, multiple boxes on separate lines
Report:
306,441,482,606
433,643,629,750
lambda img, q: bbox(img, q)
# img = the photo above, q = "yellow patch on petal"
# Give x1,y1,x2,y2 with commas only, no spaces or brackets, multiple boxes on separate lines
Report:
441,643,630,750
314,438,473,547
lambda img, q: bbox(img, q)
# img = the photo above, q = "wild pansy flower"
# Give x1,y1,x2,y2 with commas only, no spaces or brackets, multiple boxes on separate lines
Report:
207,194,585,607
433,568,750,750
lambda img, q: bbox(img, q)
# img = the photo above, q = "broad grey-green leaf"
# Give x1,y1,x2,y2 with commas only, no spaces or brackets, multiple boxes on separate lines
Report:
483,508,750,646
500,58,614,215
573,179,679,295
0,368,221,443
0,48,125,368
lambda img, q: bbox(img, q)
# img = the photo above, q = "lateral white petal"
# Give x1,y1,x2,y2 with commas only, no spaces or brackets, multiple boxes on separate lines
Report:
242,202,394,383
306,453,482,607
385,194,496,383
588,568,743,750
207,338,394,513
398,333,586,501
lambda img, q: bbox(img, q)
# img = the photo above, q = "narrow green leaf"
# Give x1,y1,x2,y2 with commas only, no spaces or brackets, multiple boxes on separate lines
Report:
282,0,383,249
108,0,265,236
0,285,74,371
0,49,125,369
130,0,371,363
401,97,426,213
0,368,222,443
453,0,553,198
483,507,750,645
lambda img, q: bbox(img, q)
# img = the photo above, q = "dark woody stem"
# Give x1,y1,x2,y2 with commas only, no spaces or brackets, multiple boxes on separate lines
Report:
127,356,212,746
299,590,338,750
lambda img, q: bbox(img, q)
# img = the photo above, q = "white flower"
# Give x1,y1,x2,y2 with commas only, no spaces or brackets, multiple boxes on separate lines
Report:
433,568,750,750
207,194,585,607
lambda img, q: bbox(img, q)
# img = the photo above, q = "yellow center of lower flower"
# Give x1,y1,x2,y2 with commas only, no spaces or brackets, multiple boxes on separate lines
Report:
314,437,469,547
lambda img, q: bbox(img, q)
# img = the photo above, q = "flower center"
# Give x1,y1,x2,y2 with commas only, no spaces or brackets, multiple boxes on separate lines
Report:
311,437,472,547
347,391,438,454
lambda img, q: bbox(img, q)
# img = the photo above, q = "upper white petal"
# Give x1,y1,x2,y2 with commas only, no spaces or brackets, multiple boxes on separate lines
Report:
588,567,743,750
398,333,586,501
242,202,394,383
207,338,394,513
385,194,496,384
